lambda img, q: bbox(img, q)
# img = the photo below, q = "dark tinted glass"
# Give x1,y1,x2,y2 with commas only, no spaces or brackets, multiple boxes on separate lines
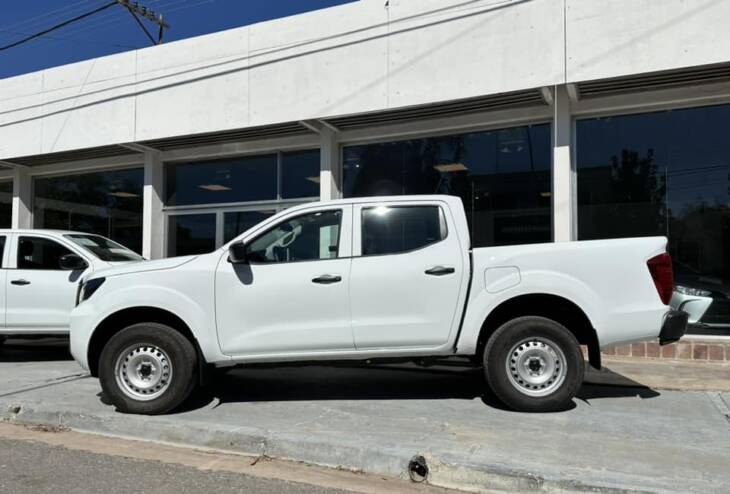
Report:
17,237,74,270
362,206,444,256
167,214,216,257
343,124,551,247
34,169,143,254
0,236,5,262
223,210,276,243
577,104,730,332
166,155,277,206
245,210,341,263
0,181,11,228
281,150,320,199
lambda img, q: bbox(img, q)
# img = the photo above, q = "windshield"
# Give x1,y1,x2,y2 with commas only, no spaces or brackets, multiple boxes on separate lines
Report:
64,234,144,262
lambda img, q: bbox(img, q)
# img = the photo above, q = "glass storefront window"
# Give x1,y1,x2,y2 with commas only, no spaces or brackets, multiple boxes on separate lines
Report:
166,155,278,206
577,104,730,333
34,168,144,254
281,150,320,199
165,150,319,257
343,124,552,247
0,181,12,228
167,214,216,257
223,210,276,243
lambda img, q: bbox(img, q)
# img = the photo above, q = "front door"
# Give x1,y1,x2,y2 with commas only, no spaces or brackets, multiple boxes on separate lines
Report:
215,206,354,356
6,235,89,333
349,202,466,349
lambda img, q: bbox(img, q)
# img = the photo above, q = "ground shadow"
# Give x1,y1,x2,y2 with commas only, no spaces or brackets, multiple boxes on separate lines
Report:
170,363,660,415
0,337,73,363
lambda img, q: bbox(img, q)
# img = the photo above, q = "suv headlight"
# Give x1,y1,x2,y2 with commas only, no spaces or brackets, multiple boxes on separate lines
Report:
675,285,711,297
77,277,106,305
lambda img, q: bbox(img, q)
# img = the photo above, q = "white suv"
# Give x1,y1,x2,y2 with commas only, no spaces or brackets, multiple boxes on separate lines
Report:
0,230,143,343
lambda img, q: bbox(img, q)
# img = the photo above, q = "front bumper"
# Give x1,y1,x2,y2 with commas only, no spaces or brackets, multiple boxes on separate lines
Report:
659,310,689,345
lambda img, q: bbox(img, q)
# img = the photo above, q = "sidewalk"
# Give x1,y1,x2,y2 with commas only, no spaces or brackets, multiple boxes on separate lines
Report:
1,340,729,494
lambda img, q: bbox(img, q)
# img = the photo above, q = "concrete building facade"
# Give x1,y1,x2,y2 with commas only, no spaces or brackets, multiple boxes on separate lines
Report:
1,0,730,337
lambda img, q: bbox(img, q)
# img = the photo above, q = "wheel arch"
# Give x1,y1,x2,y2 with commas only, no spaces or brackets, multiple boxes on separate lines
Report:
87,306,205,378
475,293,601,370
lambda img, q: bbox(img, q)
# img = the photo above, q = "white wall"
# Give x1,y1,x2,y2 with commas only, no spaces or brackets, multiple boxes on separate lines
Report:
1,0,730,160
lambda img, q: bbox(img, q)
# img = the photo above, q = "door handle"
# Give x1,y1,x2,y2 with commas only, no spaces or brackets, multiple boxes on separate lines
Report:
11,279,30,286
425,266,455,276
312,275,342,285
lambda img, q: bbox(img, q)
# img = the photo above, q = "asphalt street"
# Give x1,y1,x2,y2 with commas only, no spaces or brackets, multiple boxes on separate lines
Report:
0,437,349,494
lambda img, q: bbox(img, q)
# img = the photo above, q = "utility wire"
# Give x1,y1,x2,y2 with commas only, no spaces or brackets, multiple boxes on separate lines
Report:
0,0,98,35
0,1,118,53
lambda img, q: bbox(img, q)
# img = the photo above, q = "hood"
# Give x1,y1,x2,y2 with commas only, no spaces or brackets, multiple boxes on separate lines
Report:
88,255,198,280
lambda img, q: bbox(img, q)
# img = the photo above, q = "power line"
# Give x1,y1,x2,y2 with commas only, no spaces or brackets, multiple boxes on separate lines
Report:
0,1,118,53
0,0,100,35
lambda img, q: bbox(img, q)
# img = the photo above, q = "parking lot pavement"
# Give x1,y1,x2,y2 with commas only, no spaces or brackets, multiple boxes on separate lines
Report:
1,338,729,493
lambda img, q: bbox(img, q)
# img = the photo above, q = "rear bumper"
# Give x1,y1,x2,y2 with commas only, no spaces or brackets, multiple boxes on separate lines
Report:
659,310,689,346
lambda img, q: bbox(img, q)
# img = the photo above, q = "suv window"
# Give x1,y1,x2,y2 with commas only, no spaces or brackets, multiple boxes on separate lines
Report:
0,236,5,265
17,236,75,270
362,206,446,256
245,210,342,263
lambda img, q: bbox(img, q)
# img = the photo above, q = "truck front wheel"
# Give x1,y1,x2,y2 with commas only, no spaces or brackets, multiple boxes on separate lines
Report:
98,323,198,415
483,316,584,412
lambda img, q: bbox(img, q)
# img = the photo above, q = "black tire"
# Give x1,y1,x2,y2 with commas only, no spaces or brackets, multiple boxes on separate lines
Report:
98,323,198,415
483,316,584,412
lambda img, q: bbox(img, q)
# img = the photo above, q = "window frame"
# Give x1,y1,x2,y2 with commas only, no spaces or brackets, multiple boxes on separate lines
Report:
353,202,450,258
242,208,345,266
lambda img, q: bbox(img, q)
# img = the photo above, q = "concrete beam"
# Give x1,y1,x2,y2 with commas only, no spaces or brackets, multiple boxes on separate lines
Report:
540,86,554,106
320,127,340,201
120,142,161,154
566,83,580,104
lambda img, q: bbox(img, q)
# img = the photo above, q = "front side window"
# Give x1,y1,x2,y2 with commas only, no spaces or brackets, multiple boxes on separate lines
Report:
362,206,446,256
17,237,75,270
245,210,341,264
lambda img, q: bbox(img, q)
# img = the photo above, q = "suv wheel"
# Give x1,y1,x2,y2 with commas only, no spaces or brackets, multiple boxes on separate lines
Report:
99,323,198,415
484,316,584,412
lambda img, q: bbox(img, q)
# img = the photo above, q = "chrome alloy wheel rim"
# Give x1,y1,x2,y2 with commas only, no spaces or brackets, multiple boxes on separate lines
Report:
115,344,173,401
505,337,567,397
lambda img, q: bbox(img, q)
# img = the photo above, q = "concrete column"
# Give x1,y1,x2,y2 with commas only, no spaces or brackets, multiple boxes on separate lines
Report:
552,85,575,242
142,151,164,259
11,166,32,229
320,127,341,201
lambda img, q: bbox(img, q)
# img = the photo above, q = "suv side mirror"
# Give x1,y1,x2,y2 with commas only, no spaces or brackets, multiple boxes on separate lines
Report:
228,242,248,264
59,253,88,271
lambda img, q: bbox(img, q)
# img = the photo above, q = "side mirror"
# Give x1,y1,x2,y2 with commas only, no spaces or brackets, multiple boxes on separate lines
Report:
228,242,248,264
59,253,88,271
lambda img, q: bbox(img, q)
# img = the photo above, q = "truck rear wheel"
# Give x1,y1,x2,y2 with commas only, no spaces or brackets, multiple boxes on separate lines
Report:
483,316,584,412
98,323,198,415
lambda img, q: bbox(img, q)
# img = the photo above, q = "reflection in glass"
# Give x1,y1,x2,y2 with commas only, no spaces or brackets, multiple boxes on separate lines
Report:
34,169,144,253
343,124,552,247
224,210,276,243
577,105,730,333
362,206,444,256
0,181,11,228
166,155,277,206
282,150,320,199
167,214,216,257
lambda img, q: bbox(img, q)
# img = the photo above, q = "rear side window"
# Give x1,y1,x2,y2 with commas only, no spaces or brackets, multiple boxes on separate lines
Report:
17,236,74,270
362,206,446,256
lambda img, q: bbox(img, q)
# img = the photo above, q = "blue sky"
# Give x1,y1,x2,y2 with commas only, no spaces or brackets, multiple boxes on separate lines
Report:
0,0,357,79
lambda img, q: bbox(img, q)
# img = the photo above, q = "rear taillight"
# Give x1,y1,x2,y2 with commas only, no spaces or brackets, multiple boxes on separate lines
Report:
647,253,673,305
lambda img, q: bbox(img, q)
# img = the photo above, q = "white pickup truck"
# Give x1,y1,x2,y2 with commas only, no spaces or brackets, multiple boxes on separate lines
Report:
0,230,143,344
70,195,687,414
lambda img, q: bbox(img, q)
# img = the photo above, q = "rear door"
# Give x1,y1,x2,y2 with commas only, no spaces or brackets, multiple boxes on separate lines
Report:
349,200,467,349
5,235,90,333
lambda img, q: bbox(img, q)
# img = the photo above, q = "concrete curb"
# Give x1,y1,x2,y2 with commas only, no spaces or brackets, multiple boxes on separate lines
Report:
1,399,654,494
